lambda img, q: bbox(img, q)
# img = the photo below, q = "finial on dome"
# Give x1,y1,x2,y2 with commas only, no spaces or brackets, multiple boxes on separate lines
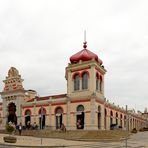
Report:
83,30,87,49
83,41,87,49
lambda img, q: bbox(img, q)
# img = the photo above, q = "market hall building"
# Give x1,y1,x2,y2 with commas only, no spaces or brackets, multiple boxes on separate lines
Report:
0,41,147,131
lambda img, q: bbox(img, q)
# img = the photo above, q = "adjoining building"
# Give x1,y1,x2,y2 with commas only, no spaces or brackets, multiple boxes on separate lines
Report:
0,41,147,130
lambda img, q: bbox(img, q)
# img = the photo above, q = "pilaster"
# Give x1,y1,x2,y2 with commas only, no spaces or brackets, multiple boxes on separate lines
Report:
66,98,71,130
100,105,105,130
89,96,98,130
33,103,36,122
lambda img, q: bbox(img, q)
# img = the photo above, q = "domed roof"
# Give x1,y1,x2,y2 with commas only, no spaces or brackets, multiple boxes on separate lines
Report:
70,42,103,64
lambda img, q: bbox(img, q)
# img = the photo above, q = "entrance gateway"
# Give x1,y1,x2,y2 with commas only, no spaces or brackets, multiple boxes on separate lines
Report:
55,107,63,129
7,102,17,125
76,105,84,129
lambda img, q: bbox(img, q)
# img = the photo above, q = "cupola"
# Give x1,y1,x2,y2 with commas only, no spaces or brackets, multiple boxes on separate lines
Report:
70,42,103,65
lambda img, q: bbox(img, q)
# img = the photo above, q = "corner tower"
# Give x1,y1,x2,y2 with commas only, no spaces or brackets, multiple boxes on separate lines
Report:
66,42,106,99
65,41,107,130
1,67,26,126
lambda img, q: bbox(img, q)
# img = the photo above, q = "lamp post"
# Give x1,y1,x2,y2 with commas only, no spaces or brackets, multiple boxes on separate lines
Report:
125,105,128,148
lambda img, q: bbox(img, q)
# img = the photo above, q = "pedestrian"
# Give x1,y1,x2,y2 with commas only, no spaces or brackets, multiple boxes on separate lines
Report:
60,123,66,132
27,121,31,130
76,119,82,129
18,122,22,135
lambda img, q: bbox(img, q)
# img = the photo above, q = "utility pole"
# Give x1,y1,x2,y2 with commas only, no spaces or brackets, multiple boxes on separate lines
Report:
125,105,128,148
40,106,43,145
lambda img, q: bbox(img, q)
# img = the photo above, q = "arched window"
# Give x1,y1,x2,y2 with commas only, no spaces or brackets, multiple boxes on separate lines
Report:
77,105,84,112
82,72,88,90
25,109,31,116
55,107,63,114
98,106,101,113
96,73,103,92
100,75,102,92
74,74,80,91
39,107,46,115
96,73,99,91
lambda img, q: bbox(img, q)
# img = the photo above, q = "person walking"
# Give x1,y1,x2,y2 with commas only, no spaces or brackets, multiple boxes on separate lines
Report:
60,123,66,132
18,122,22,136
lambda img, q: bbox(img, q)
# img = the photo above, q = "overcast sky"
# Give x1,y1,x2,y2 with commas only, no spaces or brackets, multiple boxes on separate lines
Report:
0,0,148,112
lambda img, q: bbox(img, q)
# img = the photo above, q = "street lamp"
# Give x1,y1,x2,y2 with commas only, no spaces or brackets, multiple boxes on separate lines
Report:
125,105,128,148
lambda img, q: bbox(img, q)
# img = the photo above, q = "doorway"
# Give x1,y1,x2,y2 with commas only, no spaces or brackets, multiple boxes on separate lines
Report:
25,109,31,129
76,105,85,129
98,106,101,129
7,102,17,125
39,107,46,129
55,107,63,129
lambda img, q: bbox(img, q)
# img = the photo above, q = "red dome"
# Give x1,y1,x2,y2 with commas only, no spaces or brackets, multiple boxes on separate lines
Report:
70,42,103,64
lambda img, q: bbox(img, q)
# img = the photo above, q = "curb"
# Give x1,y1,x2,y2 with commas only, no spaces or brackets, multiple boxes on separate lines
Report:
0,143,66,148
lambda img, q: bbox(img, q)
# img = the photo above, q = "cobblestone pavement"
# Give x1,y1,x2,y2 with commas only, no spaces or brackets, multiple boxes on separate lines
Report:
0,131,148,148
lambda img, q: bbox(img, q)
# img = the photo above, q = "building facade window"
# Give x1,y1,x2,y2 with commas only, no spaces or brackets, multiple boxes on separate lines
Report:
82,73,88,90
96,79,99,90
77,105,84,112
96,73,103,92
100,76,102,92
74,74,80,91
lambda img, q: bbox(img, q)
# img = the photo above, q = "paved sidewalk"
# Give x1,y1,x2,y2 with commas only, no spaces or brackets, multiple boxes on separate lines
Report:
0,133,99,147
0,132,148,148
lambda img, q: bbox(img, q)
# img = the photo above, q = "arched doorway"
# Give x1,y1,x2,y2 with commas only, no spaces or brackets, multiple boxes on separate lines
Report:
55,107,63,129
116,112,118,125
124,115,126,129
98,106,101,129
120,114,123,128
39,107,46,129
25,109,31,129
110,110,113,129
104,108,107,129
76,105,85,129
7,102,17,125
